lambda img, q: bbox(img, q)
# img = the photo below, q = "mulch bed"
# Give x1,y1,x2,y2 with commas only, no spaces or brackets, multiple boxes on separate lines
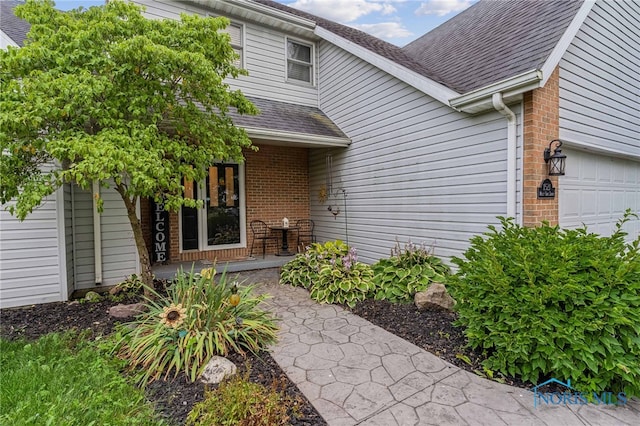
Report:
1,283,545,425
0,296,325,426
349,299,532,389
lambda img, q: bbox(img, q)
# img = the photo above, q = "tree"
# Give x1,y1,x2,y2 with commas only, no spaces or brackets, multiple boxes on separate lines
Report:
0,0,258,292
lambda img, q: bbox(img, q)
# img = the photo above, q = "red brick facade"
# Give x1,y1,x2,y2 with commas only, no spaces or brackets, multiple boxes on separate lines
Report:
522,67,560,227
141,144,310,264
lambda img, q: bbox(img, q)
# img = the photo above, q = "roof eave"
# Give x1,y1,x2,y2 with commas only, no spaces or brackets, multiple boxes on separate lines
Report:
314,26,459,106
192,0,317,38
449,69,543,114
245,127,351,148
1,30,20,48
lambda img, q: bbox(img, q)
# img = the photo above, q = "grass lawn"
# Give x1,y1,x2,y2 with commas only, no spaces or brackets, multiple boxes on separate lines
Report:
0,332,165,425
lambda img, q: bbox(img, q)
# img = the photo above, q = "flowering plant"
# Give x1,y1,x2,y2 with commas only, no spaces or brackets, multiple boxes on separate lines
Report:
281,241,374,307
112,267,278,385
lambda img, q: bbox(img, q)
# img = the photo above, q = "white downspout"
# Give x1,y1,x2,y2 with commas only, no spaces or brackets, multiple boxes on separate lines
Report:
492,93,517,220
92,180,103,285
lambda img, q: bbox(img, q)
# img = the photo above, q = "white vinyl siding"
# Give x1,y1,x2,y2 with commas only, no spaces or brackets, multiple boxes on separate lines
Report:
99,186,138,286
559,0,640,158
63,184,75,297
0,195,64,308
72,184,138,290
132,0,318,106
314,42,521,263
71,185,95,289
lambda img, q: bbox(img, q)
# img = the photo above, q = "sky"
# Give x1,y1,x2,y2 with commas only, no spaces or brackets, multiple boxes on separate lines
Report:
54,0,477,47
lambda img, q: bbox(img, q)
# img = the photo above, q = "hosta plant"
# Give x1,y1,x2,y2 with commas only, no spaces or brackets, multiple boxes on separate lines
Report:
112,268,278,385
448,210,640,397
280,241,375,307
372,239,450,303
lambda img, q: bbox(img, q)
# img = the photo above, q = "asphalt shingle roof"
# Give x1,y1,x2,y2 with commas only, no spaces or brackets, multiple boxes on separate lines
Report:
402,0,584,93
1,0,29,47
231,96,348,139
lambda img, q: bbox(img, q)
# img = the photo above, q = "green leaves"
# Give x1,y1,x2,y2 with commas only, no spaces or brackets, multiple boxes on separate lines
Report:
1,0,257,218
280,241,374,308
370,240,450,303
112,268,278,386
448,212,640,397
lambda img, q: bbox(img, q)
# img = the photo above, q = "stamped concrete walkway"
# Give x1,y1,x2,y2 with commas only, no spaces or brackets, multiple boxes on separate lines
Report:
241,269,640,425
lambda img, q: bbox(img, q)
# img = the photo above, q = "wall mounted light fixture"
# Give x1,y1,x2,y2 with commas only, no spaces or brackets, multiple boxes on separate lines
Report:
544,139,567,176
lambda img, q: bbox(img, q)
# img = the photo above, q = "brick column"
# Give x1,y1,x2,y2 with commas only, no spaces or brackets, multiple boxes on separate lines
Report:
522,67,560,226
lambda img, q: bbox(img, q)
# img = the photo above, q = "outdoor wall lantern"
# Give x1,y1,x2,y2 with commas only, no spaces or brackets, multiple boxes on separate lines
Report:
544,139,566,176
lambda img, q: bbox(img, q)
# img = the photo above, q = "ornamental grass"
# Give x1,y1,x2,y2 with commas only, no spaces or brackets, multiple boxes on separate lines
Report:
112,267,278,385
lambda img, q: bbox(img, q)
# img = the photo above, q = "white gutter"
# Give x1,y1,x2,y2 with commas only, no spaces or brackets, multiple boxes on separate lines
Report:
245,127,351,147
492,93,517,220
92,180,102,285
451,70,542,114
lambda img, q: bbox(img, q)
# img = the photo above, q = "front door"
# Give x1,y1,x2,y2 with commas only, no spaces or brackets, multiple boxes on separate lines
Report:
180,163,246,252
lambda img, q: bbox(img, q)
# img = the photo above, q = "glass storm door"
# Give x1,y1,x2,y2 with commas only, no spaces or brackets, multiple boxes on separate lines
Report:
206,164,240,246
180,164,244,251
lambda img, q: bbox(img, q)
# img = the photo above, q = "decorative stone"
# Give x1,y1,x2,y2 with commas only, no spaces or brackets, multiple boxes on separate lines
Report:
108,303,147,318
415,283,456,311
84,291,102,302
200,356,237,384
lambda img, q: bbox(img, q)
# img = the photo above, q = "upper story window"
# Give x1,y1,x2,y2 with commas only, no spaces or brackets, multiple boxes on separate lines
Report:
221,22,244,68
287,39,313,84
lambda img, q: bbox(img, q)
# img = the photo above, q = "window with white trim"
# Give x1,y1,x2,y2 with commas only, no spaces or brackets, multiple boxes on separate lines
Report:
287,39,313,83
222,22,244,68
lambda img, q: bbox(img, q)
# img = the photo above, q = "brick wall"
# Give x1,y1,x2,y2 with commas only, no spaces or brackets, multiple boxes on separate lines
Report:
522,67,560,226
143,144,310,264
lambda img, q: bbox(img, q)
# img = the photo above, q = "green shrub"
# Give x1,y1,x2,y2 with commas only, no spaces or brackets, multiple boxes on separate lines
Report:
186,370,298,426
448,211,640,397
113,268,278,385
280,241,375,307
0,332,163,425
372,240,450,302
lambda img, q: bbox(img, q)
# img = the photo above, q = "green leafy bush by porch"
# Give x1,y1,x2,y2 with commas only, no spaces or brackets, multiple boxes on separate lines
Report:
280,240,375,307
113,268,278,385
448,211,640,397
372,240,450,303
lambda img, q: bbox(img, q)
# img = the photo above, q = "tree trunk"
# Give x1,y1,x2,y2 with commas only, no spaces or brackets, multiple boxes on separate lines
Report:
116,185,154,297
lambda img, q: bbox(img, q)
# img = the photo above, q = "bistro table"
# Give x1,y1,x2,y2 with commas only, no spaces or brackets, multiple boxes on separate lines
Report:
269,226,299,256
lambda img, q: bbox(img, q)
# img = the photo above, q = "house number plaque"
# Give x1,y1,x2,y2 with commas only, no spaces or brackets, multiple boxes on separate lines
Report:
537,178,556,199
152,200,170,263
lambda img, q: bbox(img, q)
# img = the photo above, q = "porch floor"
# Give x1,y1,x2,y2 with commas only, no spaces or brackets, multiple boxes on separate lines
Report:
151,255,291,281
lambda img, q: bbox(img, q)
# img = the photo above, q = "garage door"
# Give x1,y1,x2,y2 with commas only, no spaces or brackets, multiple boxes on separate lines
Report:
559,148,640,239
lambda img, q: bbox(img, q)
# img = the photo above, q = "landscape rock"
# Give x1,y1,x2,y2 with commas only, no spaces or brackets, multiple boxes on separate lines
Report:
415,283,456,311
200,356,237,384
84,291,102,302
108,302,147,318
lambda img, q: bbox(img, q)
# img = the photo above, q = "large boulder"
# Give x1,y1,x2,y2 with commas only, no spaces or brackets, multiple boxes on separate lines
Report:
415,283,456,311
200,356,237,384
108,302,147,318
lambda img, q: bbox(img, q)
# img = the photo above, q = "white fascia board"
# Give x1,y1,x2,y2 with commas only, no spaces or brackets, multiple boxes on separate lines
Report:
540,0,596,87
449,70,543,113
1,30,18,49
194,0,316,35
314,26,459,106
245,127,351,148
